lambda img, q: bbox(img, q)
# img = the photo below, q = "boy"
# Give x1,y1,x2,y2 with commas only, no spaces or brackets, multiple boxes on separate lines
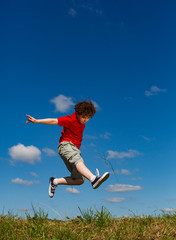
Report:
26,100,109,198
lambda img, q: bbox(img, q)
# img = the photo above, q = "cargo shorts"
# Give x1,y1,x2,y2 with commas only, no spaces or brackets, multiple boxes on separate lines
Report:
58,141,84,180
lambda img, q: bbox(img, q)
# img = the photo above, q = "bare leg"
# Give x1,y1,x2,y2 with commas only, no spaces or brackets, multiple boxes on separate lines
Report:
55,177,84,185
76,161,94,181
54,162,94,186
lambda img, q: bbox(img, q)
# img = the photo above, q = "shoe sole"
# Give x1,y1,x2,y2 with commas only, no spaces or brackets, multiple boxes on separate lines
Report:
93,172,110,189
49,178,54,198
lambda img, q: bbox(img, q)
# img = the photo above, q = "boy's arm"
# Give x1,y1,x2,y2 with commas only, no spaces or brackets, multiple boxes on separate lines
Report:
26,115,58,125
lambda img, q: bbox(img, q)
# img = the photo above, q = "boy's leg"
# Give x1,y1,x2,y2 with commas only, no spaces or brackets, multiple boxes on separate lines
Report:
51,142,109,197
53,161,96,185
49,161,93,198
54,176,84,185
49,176,84,198
76,161,110,189
75,161,94,181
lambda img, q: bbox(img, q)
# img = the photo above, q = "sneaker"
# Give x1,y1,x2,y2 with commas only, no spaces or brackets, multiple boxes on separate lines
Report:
49,177,57,198
91,171,110,189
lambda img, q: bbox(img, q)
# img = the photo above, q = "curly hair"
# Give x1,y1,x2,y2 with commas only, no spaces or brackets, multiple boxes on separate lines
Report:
74,100,96,118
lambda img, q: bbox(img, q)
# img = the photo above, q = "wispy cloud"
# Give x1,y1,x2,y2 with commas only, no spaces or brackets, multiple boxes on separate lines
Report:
91,100,101,111
8,143,41,165
162,208,176,213
89,143,96,147
85,131,111,140
131,177,143,181
68,5,103,18
100,132,112,139
145,86,167,97
84,134,97,140
107,149,142,159
68,8,77,17
26,172,39,177
11,178,40,186
111,168,139,176
50,94,75,113
105,184,143,193
111,169,132,175
80,4,103,15
141,136,151,142
121,169,132,175
65,187,80,194
42,148,57,156
106,198,125,203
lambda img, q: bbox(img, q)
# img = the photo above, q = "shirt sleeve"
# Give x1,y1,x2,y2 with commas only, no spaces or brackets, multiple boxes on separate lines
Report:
57,115,71,128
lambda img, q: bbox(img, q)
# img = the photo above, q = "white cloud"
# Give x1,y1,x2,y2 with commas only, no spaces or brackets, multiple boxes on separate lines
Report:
26,172,39,177
131,177,143,181
121,169,132,175
50,94,75,113
68,8,77,17
106,198,125,203
105,184,143,193
89,143,96,147
85,135,96,140
145,86,167,97
111,169,139,176
65,187,80,194
81,5,103,15
162,208,175,213
91,100,101,111
141,136,151,141
107,149,142,159
84,134,97,140
8,143,41,165
100,132,112,139
42,148,57,156
111,169,132,175
11,178,40,186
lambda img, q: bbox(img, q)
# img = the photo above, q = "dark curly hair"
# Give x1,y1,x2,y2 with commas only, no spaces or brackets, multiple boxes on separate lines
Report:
74,100,96,118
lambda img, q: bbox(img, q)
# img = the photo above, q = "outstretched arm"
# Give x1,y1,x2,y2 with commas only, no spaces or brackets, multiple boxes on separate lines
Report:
26,115,58,125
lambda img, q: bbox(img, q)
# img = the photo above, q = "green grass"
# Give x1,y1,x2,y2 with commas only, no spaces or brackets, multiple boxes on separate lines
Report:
1,206,176,240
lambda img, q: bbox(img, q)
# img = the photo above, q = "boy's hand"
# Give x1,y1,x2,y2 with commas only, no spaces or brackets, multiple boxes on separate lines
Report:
26,115,38,124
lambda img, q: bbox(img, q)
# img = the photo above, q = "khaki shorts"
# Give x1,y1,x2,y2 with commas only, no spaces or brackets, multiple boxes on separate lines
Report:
58,141,84,180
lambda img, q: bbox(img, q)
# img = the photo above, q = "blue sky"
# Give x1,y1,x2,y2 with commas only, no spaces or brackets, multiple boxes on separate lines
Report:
0,0,176,219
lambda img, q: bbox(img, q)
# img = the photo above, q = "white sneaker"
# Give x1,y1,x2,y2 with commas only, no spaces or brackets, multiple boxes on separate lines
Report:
91,170,110,189
49,177,57,198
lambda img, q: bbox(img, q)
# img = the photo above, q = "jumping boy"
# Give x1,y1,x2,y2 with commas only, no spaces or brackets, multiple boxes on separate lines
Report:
26,100,109,198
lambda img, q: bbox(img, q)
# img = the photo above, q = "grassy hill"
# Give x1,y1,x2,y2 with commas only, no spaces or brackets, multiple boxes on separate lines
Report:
0,206,176,240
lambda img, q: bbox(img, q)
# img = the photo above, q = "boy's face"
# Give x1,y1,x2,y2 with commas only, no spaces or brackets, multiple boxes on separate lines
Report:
77,114,90,124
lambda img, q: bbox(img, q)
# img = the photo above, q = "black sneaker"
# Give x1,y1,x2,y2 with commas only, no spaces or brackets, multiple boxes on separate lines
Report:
49,177,57,198
92,172,110,189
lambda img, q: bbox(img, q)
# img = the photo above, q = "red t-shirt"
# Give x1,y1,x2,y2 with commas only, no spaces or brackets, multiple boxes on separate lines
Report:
57,112,85,149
